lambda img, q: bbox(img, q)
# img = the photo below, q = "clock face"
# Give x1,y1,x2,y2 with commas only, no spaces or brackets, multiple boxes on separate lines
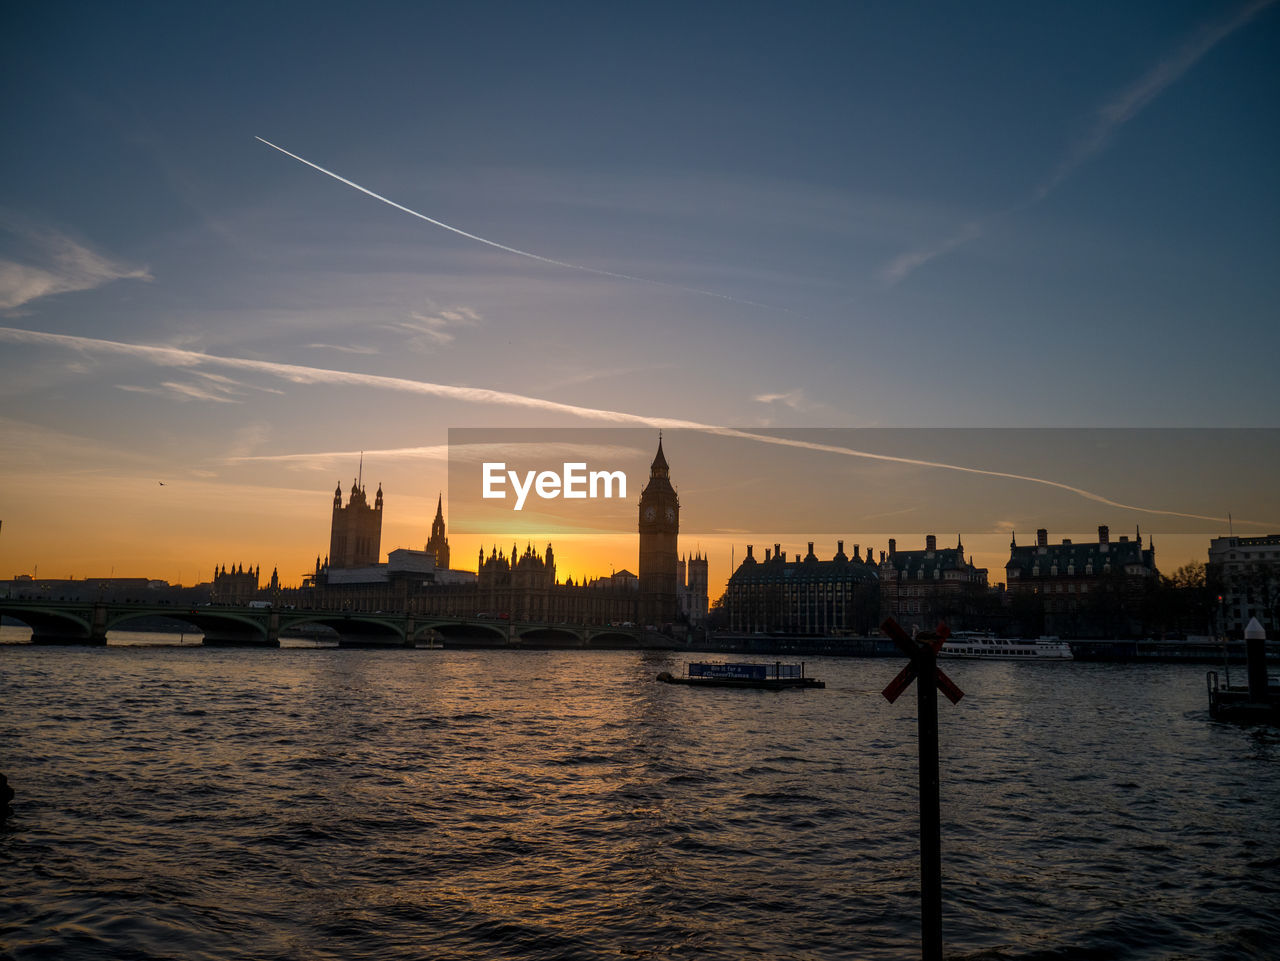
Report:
665,506,676,523
643,506,656,522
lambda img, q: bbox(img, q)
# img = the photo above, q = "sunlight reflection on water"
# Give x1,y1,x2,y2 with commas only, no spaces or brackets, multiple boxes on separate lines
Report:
1,643,1277,960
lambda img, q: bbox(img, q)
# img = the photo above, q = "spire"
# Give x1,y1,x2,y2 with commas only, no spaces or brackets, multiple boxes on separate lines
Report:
435,492,444,522
650,433,669,476
358,451,364,492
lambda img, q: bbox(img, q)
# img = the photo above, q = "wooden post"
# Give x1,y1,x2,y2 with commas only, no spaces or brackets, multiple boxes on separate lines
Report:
881,618,961,961
916,642,942,961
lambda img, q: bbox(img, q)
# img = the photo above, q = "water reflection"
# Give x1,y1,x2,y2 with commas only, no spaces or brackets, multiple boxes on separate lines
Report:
0,647,1276,960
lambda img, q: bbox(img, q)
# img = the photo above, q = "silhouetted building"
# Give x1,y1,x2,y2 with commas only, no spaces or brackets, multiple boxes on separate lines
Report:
293,436,678,632
211,563,259,604
880,535,988,633
638,435,679,626
679,551,709,625
1006,526,1157,637
1208,534,1280,637
329,465,382,569
425,494,450,569
726,541,880,634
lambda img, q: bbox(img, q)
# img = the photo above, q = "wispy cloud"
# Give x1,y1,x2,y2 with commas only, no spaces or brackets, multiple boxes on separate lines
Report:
228,445,451,469
2,324,1271,527
753,389,821,413
1034,0,1277,201
881,221,984,286
116,370,283,404
307,343,380,355
0,325,702,427
116,381,242,403
385,306,481,351
882,0,1276,284
0,218,152,310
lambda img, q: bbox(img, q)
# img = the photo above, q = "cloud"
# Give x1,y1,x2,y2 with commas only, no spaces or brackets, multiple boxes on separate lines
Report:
307,343,380,355
882,0,1276,285
228,445,451,469
2,324,1271,527
115,370,282,404
386,305,482,351
1035,0,1277,201
754,390,812,411
117,381,241,403
0,220,152,310
880,221,985,286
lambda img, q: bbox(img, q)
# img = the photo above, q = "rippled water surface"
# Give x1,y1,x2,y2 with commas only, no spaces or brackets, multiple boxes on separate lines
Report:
2,640,1278,960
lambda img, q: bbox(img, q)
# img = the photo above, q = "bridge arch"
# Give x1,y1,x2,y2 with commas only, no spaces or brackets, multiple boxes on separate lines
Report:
585,630,641,649
517,626,586,648
0,603,95,643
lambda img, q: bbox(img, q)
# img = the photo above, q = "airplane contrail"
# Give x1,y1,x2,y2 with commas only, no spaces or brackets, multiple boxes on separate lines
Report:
254,136,793,316
1,324,1269,527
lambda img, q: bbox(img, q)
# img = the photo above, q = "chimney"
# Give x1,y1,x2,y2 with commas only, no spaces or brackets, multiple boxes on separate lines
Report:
764,548,771,561
1037,528,1048,547
807,541,814,557
926,534,937,552
746,545,754,560
837,540,844,555
889,538,896,556
775,543,781,558
1098,525,1109,548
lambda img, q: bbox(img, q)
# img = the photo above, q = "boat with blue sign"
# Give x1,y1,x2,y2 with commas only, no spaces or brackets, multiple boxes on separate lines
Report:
657,661,825,689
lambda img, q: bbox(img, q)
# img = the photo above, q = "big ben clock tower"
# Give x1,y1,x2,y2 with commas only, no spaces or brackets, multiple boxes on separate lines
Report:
638,434,679,627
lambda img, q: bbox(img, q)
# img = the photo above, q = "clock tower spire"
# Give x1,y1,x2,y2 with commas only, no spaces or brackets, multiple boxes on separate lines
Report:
638,433,679,628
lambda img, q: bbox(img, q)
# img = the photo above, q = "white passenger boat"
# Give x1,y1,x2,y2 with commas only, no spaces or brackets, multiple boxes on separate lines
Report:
940,632,1073,660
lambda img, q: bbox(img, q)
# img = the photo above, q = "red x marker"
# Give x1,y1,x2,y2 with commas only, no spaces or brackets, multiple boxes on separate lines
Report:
881,619,964,705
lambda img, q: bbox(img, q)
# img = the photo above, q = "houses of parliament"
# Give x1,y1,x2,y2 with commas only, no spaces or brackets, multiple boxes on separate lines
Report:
275,437,707,629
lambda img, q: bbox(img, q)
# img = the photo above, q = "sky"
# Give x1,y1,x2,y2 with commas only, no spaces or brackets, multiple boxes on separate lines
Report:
1,0,1277,592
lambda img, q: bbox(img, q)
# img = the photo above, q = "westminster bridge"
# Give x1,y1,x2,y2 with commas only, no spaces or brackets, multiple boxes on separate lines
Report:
0,600,662,649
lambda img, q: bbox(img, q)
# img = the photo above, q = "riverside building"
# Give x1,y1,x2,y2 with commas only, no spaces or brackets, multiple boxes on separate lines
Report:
1208,533,1280,637
1006,525,1157,637
725,541,880,635
878,535,989,633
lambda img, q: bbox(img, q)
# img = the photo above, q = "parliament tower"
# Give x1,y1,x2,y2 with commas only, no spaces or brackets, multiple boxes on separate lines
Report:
425,493,450,569
329,461,382,569
638,434,679,626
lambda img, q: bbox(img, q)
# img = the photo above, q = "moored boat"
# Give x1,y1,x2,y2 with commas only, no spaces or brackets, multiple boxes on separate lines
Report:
657,660,825,689
940,633,1073,660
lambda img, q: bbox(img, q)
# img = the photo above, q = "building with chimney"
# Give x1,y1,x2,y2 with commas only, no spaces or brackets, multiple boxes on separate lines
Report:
725,540,881,635
1006,525,1157,637
879,535,988,632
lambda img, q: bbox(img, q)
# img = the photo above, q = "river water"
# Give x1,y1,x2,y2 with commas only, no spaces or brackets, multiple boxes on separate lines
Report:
2,634,1278,960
